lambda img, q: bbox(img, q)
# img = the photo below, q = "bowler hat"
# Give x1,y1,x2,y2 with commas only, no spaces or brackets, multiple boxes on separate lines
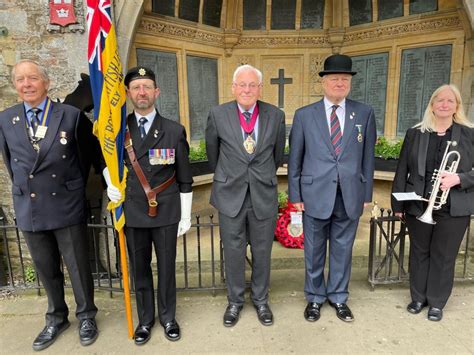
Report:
124,66,156,87
319,54,357,77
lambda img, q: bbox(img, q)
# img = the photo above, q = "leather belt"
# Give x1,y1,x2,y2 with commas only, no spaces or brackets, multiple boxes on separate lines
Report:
125,130,176,217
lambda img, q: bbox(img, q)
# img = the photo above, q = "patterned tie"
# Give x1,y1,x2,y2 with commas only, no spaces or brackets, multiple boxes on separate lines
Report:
243,111,251,123
138,117,148,139
30,107,41,135
330,105,342,155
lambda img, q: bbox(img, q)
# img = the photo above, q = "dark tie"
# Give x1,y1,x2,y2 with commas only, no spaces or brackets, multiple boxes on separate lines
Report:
243,111,251,123
330,105,342,155
30,107,41,135
138,117,148,139
242,111,256,143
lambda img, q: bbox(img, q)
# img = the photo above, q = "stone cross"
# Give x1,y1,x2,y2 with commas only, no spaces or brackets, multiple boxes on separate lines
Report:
270,68,292,108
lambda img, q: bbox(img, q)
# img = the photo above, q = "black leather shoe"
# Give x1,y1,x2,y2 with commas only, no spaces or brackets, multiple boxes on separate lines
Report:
134,324,152,346
329,302,354,322
407,301,427,314
304,302,323,322
254,304,274,326
427,307,443,321
79,318,98,346
32,321,70,351
163,320,180,341
223,304,243,327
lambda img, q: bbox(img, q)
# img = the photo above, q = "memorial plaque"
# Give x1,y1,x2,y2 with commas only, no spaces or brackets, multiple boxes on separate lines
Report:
271,0,296,30
187,56,218,142
410,0,437,15
137,49,180,122
378,0,403,21
397,45,452,136
203,0,223,28
152,0,175,17
243,0,266,30
349,53,389,135
179,0,199,22
349,0,372,26
301,0,325,29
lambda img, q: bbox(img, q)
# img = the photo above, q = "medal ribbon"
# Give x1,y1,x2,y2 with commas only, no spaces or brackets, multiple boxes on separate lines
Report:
238,104,259,134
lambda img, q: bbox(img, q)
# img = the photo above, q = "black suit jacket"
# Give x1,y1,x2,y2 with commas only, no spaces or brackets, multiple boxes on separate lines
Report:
0,101,91,231
391,123,474,217
123,111,193,228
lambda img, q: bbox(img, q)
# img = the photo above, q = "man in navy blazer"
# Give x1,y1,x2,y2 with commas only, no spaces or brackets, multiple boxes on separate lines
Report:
288,54,376,322
0,60,98,350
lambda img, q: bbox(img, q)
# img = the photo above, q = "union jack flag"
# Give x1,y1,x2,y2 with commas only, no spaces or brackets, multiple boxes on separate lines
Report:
87,0,127,231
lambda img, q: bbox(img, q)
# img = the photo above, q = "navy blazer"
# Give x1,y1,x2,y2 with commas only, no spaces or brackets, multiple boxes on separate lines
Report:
288,98,376,220
391,123,474,217
0,101,90,232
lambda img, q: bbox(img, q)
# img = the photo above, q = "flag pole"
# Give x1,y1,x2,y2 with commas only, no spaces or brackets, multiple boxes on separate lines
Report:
117,227,134,338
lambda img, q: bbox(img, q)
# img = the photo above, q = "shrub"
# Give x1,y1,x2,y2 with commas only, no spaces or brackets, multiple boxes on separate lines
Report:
375,137,403,160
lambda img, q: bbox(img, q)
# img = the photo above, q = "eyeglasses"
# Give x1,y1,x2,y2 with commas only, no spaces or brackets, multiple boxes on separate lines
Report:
129,84,155,92
233,82,261,90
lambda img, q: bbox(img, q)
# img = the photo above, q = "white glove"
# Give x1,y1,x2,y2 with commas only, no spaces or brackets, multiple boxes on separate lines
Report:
177,192,193,236
102,167,122,203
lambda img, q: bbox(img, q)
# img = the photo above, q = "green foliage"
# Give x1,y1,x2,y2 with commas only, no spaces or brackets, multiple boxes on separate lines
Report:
24,265,36,283
375,137,403,160
189,140,208,162
278,190,288,209
284,144,289,154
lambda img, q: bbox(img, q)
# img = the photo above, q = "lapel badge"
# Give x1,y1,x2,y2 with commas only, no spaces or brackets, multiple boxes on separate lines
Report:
350,112,356,120
12,116,20,125
452,141,457,147
356,124,363,142
153,129,159,138
59,131,68,145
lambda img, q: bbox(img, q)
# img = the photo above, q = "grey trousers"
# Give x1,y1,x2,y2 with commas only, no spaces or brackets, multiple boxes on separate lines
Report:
219,192,277,306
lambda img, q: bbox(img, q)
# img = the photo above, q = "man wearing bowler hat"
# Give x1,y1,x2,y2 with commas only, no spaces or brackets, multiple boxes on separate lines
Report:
288,54,376,322
103,66,193,345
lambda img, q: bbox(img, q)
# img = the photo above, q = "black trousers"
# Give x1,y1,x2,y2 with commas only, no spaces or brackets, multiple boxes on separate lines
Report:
23,224,97,326
218,191,276,306
405,212,469,309
125,224,178,327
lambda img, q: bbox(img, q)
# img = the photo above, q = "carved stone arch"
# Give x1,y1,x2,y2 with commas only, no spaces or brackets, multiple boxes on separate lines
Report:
114,0,145,67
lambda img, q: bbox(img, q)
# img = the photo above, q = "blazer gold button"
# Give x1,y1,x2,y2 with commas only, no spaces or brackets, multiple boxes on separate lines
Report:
62,155,66,159
13,158,18,162
52,174,56,178
51,192,56,196
30,193,36,198
29,174,34,179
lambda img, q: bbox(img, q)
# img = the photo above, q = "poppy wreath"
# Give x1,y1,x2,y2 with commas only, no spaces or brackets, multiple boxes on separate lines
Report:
275,202,304,249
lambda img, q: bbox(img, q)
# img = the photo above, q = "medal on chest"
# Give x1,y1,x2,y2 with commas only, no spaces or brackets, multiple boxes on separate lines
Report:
243,135,256,154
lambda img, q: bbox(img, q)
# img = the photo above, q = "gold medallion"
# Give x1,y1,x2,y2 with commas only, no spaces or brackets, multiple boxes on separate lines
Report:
243,135,256,154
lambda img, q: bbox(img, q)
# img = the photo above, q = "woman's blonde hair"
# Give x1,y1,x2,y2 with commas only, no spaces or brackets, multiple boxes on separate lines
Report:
414,84,473,132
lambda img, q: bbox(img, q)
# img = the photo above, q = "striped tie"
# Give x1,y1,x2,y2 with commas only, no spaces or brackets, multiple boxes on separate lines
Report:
330,105,342,155
30,107,41,135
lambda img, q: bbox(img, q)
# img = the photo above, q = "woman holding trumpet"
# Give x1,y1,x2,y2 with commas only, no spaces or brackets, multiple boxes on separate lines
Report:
391,84,474,321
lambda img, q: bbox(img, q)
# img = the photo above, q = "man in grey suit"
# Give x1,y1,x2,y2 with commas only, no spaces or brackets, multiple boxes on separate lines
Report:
288,54,376,322
206,65,286,327
0,60,98,350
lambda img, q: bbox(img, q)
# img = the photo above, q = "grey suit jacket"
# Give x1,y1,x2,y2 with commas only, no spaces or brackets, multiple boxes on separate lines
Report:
288,98,376,220
391,123,474,217
205,100,286,220
0,101,89,231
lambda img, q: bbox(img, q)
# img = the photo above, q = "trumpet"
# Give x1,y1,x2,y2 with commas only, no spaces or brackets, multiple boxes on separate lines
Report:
417,140,460,225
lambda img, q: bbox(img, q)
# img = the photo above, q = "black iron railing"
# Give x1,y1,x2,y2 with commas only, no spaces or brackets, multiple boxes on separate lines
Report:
0,211,226,296
368,209,473,288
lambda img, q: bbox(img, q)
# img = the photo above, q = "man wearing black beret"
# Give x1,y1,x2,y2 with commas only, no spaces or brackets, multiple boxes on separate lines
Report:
103,66,193,345
288,54,376,323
